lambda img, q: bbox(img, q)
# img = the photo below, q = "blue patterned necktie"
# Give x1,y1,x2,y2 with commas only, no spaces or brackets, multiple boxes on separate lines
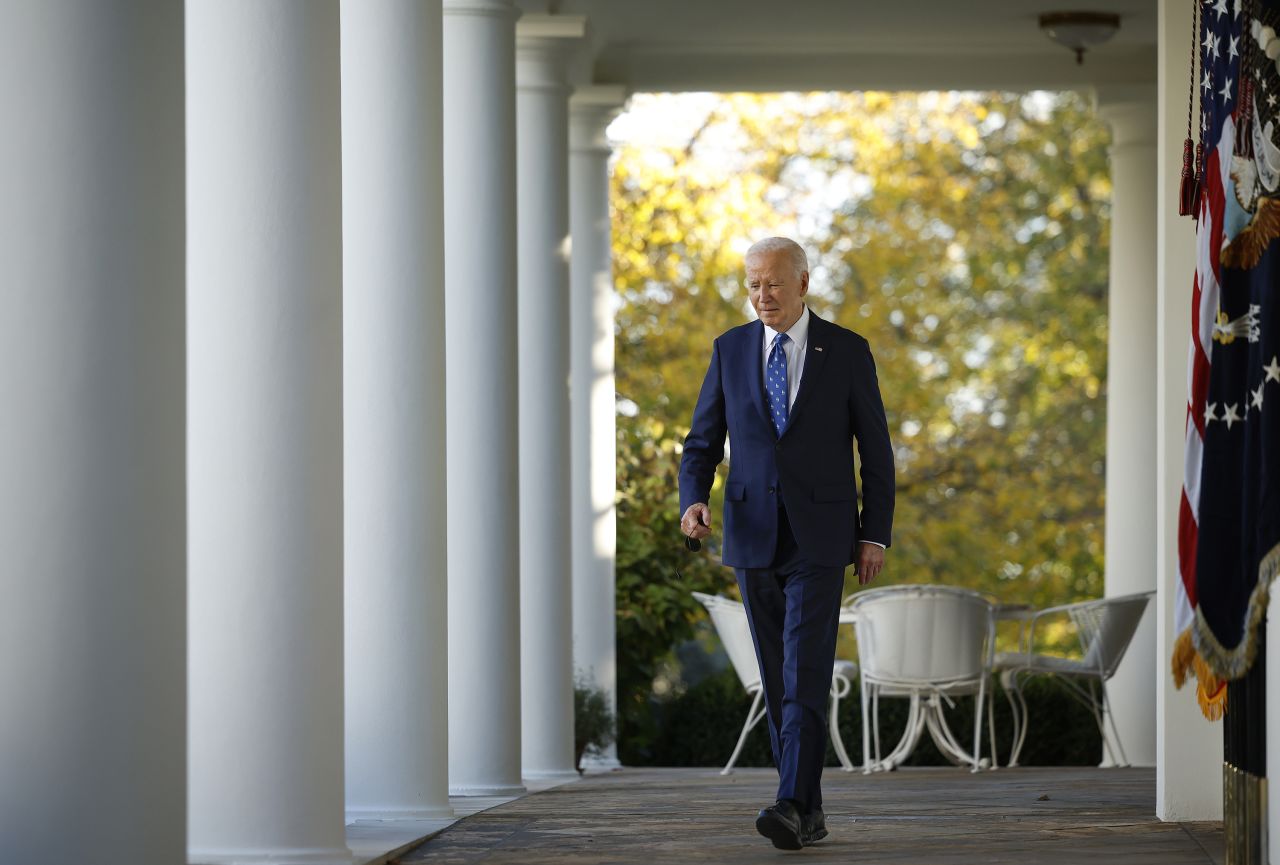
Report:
766,332,790,436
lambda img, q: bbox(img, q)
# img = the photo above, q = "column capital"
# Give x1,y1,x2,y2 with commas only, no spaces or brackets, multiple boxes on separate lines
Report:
570,85,628,153
1093,84,1158,150
516,13,587,42
516,15,586,92
443,0,519,21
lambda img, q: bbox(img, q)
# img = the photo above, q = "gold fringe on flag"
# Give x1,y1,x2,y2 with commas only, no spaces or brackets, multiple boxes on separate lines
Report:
1197,656,1228,721
1171,626,1197,688
1172,626,1228,721
1192,545,1279,679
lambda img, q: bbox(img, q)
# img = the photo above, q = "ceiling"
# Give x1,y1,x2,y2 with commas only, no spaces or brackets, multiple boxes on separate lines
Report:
517,0,1159,93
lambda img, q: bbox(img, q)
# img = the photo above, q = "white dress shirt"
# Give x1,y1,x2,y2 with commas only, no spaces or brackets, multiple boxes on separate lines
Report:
761,306,884,550
761,306,810,412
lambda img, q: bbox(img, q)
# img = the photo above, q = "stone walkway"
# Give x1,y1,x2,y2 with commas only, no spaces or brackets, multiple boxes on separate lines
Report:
396,766,1222,865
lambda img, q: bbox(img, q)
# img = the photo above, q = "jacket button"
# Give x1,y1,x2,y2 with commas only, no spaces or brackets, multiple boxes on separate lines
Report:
768,486,776,494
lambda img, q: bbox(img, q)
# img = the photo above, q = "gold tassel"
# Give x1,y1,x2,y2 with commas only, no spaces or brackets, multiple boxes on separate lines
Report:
1197,654,1228,721
1172,626,1226,721
1171,627,1198,688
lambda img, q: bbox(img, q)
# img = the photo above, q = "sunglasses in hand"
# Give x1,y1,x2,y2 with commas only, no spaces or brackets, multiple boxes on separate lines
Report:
683,511,708,552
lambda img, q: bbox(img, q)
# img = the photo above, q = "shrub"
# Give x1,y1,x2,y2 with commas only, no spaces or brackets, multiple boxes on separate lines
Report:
574,682,617,772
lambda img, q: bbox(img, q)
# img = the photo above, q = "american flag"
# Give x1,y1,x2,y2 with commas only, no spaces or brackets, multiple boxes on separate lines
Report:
1174,0,1280,713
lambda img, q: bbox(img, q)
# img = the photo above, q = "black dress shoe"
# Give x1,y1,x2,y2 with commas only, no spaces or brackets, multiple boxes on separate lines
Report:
801,807,828,846
756,799,803,850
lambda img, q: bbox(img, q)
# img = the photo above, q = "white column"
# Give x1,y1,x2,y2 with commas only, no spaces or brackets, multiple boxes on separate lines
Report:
342,0,450,819
1096,89,1158,768
569,86,626,768
517,16,586,781
186,3,350,862
443,0,525,796
1155,0,1224,822
0,4,185,864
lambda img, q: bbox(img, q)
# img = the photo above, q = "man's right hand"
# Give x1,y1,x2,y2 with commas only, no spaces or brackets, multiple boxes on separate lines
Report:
680,503,712,540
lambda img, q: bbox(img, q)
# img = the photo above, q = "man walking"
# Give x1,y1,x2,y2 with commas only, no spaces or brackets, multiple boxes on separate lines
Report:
679,237,895,849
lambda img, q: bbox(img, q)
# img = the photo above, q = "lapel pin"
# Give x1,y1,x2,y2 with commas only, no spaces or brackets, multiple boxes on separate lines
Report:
815,346,824,352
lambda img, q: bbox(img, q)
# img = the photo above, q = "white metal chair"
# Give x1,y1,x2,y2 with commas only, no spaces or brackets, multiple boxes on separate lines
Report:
993,590,1153,768
692,591,858,774
847,585,995,774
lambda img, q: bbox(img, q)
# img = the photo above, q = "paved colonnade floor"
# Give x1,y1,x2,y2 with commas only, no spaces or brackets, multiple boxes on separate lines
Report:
396,766,1223,864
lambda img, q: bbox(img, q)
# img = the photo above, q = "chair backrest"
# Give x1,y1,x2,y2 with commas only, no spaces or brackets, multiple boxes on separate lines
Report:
1071,591,1154,680
849,585,993,688
692,592,762,692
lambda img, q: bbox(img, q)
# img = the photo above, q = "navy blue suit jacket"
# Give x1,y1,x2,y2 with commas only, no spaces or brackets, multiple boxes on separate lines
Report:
679,310,895,569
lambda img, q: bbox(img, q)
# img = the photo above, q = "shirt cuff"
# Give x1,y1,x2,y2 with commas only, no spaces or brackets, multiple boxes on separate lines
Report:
860,540,887,549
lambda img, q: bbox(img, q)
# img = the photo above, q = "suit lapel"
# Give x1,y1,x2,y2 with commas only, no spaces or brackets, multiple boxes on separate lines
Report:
782,311,828,436
744,320,774,433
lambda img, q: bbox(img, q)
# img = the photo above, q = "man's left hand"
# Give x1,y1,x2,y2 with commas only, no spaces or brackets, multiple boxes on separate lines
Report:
854,542,885,586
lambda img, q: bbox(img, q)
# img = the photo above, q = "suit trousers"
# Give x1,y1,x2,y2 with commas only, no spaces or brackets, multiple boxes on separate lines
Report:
735,504,845,813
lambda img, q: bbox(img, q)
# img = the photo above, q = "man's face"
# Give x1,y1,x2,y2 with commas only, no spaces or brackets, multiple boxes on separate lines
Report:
746,251,809,331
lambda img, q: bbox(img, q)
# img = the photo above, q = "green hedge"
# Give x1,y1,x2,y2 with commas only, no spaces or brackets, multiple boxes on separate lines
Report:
624,668,1102,768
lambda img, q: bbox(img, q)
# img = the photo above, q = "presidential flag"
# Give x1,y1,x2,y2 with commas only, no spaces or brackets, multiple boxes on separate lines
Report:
1174,0,1280,712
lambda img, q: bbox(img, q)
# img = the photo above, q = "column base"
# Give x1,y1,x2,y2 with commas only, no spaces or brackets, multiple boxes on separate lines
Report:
189,846,354,865
522,769,581,782
448,783,527,797
578,753,622,771
345,805,454,822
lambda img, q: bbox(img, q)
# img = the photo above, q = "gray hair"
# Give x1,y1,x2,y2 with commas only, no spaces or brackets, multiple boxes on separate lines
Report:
745,237,808,278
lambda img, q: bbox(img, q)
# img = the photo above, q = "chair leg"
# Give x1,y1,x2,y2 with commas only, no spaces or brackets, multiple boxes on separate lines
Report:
1004,672,1028,768
722,689,766,776
987,677,1000,770
1099,679,1131,767
972,676,987,773
872,686,883,769
926,695,977,769
882,692,925,771
1092,681,1115,766
1086,679,1124,768
922,696,964,766
860,678,873,774
829,685,855,772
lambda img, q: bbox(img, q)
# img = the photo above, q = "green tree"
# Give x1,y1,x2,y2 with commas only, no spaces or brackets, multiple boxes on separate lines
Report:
611,91,1111,762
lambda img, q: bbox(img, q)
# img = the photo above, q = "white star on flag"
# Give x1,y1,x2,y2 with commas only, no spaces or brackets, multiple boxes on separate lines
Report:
1221,76,1234,104
1270,93,1279,109
1224,402,1243,429
1215,0,1228,18
1205,29,1217,53
1229,35,1240,59
1265,356,1280,383
1205,401,1220,424
1212,35,1222,60
1252,383,1266,411
1204,70,1214,92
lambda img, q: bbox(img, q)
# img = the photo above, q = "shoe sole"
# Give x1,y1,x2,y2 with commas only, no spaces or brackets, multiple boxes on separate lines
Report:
756,812,803,851
802,827,829,846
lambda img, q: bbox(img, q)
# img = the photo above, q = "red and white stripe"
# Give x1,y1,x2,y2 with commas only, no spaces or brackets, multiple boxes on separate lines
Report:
1177,117,1235,638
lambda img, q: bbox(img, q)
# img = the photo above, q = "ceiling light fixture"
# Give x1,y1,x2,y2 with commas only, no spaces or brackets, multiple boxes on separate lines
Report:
1039,11,1122,65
